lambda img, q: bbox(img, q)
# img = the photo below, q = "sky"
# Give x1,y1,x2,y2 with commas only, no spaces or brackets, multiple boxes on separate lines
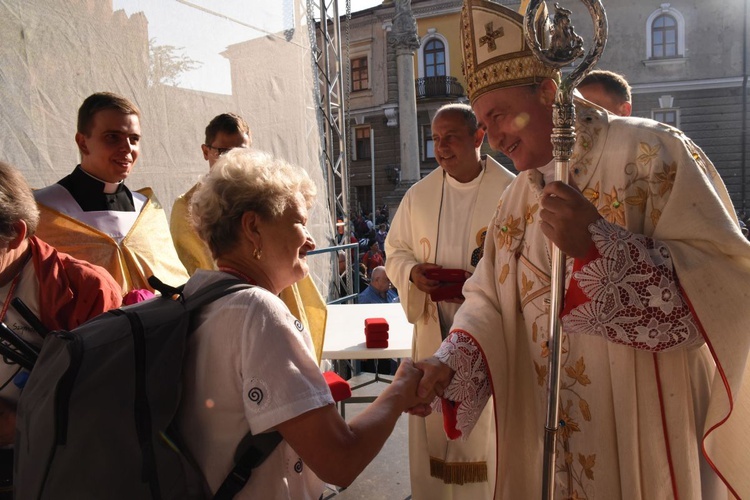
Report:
113,0,386,94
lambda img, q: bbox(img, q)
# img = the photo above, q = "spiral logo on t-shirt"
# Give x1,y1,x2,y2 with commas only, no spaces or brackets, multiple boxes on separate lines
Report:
294,458,303,473
247,387,264,405
246,378,270,412
294,319,304,332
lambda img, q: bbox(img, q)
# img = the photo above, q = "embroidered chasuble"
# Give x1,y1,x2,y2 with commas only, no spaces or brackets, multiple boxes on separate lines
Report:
170,183,328,364
34,184,189,295
434,103,750,499
386,156,514,498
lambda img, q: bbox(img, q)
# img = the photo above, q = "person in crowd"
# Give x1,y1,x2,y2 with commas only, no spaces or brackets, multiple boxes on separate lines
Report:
170,112,328,361
33,92,188,295
171,113,251,274
358,266,399,304
177,149,426,498
412,2,750,498
385,102,514,498
0,161,122,495
375,223,388,255
362,238,384,278
578,69,632,116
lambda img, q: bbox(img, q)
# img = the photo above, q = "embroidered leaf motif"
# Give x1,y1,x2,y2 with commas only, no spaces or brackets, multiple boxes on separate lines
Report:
600,188,625,226
579,398,591,421
532,322,538,343
582,182,600,206
499,263,510,284
534,360,547,386
637,142,660,167
578,453,596,480
559,402,581,440
625,186,648,213
565,452,574,465
525,203,539,224
655,161,677,197
565,357,591,386
497,214,523,249
521,272,534,297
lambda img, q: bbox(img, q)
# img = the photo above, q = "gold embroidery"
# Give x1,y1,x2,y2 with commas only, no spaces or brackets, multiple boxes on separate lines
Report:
655,161,677,197
564,356,591,386
534,360,547,386
578,453,596,480
419,237,432,262
520,272,534,298
625,186,649,213
525,203,539,224
559,400,582,441
637,142,661,167
600,188,625,226
499,263,510,284
582,182,600,206
497,214,523,250
579,399,591,421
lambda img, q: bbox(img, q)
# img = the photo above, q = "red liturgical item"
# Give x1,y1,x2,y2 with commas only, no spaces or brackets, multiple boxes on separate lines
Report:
424,268,467,283
364,317,389,333
365,339,389,349
430,282,465,302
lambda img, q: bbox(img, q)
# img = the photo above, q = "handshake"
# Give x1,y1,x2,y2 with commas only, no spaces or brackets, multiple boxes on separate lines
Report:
389,357,456,416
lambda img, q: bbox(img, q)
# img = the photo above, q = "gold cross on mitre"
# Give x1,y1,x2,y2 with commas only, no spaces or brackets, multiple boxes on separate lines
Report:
479,22,504,52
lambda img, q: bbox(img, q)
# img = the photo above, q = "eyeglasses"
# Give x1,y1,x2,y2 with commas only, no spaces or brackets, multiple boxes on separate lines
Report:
205,145,244,156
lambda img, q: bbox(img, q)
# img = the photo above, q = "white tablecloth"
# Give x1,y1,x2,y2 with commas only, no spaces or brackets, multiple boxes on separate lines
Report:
322,303,413,360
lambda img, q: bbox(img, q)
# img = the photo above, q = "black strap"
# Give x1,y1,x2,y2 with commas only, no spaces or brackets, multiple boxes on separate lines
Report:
213,431,283,500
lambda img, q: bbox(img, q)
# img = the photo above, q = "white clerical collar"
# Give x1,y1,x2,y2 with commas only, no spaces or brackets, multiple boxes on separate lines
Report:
80,168,123,194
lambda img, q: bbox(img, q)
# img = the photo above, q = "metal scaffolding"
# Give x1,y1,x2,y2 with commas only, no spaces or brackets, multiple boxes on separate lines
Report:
307,0,350,228
307,0,354,301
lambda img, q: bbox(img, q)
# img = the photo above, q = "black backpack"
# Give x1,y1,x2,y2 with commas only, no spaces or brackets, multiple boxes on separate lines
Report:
14,276,281,500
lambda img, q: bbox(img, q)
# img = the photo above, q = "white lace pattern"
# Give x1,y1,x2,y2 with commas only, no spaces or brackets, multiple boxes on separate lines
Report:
434,331,492,438
562,218,702,352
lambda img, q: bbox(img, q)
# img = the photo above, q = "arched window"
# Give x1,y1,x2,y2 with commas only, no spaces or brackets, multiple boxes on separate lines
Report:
645,5,685,61
423,38,446,77
652,14,677,58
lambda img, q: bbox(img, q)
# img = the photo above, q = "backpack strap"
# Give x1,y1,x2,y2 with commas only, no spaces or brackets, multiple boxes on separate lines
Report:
213,430,283,500
147,275,254,310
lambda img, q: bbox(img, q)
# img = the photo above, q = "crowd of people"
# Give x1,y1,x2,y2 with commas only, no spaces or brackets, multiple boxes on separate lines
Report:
1,0,749,498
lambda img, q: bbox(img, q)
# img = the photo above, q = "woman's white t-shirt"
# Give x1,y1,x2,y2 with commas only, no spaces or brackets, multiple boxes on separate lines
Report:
177,270,334,499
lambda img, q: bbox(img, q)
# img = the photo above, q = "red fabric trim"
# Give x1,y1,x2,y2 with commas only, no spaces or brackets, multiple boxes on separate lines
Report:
652,354,679,499
561,242,600,317
441,399,462,439
684,292,741,498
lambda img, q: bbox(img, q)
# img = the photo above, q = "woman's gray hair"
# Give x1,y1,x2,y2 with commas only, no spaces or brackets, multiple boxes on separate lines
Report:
0,161,40,242
190,149,316,257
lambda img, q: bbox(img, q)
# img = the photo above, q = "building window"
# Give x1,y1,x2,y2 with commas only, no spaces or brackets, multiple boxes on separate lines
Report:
417,32,451,79
351,56,369,91
652,14,677,58
354,127,371,160
653,109,679,128
423,39,446,77
645,5,685,61
422,125,435,160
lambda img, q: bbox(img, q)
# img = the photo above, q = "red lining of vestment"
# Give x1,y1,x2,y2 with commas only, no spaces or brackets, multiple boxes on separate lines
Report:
683,292,740,498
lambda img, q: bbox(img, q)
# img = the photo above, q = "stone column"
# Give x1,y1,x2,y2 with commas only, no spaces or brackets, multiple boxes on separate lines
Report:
389,0,421,184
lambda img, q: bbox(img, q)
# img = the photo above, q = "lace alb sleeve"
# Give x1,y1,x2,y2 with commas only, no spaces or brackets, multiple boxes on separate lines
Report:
562,218,703,352
434,331,492,439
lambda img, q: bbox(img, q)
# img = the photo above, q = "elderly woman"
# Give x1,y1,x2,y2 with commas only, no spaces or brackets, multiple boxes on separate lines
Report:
177,149,424,498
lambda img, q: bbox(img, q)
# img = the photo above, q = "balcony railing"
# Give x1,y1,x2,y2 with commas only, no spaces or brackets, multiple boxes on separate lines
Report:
415,76,465,100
